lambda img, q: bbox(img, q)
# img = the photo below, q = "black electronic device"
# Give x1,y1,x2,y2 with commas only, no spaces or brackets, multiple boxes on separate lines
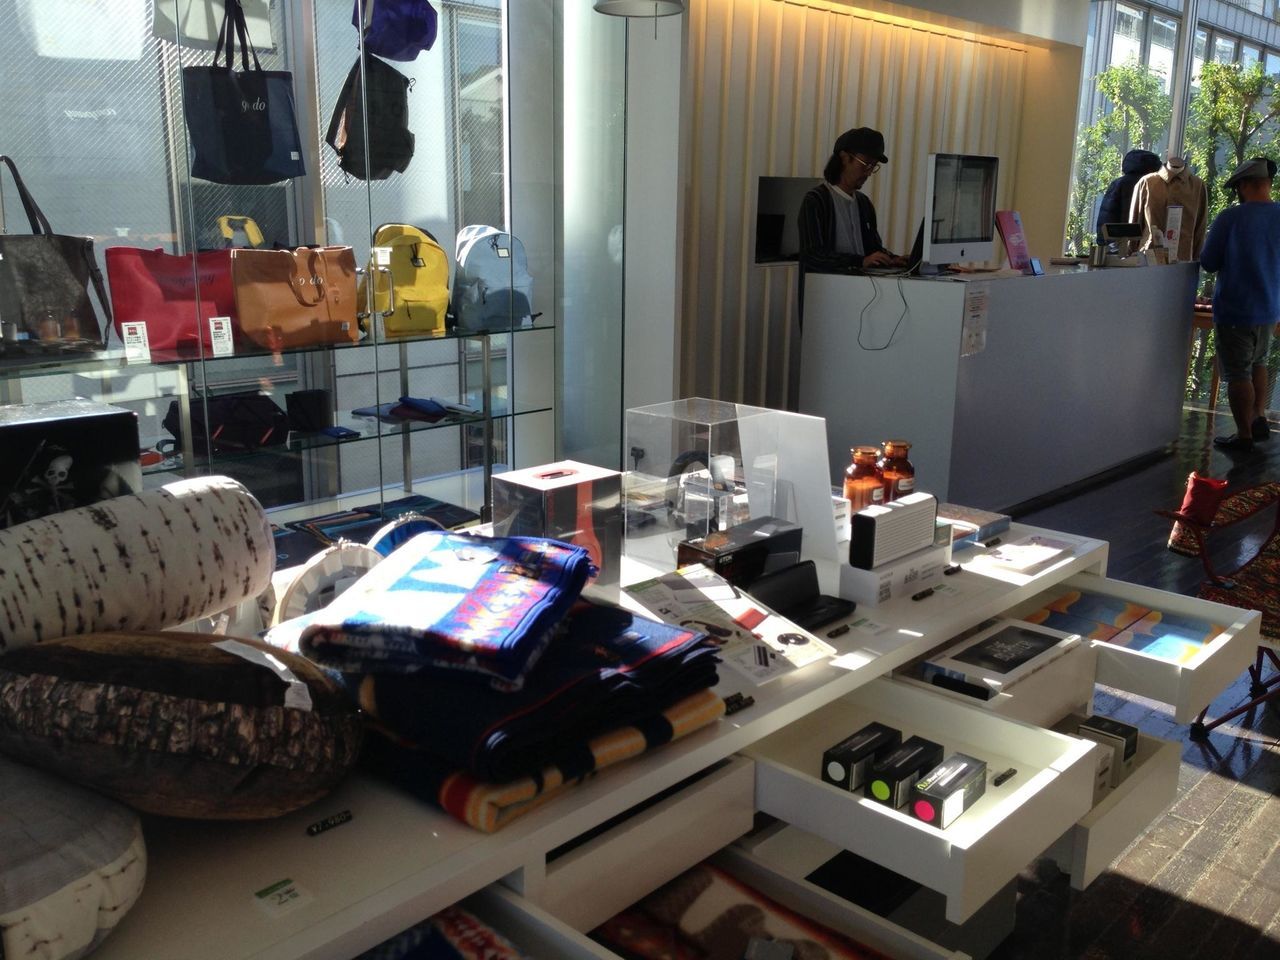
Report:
746,560,855,632
1100,222,1143,241
821,722,902,792
866,736,944,808
910,753,987,828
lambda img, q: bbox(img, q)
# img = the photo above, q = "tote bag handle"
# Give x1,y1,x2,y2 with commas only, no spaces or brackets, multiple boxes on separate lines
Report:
214,0,262,73
0,155,53,236
284,249,326,308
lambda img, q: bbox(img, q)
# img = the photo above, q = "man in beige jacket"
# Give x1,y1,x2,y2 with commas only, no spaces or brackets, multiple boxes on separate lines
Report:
1130,157,1209,262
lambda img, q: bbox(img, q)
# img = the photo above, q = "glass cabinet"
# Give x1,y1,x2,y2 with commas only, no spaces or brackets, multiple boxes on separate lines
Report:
0,0,558,526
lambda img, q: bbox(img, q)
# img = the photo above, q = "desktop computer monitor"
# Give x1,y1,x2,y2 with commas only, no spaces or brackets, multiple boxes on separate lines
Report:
923,153,999,268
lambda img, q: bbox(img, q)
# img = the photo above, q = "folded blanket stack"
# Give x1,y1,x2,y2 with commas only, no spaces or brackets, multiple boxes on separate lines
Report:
269,530,722,831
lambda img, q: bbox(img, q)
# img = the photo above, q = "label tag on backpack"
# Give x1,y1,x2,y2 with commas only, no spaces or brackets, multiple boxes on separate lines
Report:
373,246,391,266
209,316,235,357
497,246,510,258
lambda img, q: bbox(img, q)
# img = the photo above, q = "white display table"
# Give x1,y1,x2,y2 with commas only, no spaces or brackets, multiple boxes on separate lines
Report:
92,525,1259,960
799,265,1199,511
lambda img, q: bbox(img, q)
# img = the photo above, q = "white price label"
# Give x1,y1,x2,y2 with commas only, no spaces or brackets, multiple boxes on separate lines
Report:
373,246,392,267
209,316,235,357
253,878,313,918
121,321,151,364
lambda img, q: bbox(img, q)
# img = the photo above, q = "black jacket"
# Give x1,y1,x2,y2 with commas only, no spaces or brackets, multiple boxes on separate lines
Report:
1096,149,1162,243
797,182,886,271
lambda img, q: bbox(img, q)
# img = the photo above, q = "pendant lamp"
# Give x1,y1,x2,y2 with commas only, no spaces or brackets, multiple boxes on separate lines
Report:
593,1,685,15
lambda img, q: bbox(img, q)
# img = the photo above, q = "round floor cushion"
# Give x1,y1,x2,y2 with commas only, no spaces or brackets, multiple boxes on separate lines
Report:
0,755,146,960
0,632,363,819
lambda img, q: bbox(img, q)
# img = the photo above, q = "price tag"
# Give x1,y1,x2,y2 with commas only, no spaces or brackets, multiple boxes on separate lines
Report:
253,878,313,918
373,246,392,267
961,281,989,357
209,316,235,357
121,321,151,364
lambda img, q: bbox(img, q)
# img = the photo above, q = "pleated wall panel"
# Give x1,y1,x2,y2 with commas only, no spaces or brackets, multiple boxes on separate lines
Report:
680,0,1027,408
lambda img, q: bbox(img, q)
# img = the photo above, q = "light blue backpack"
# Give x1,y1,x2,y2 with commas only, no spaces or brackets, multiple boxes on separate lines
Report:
452,225,534,332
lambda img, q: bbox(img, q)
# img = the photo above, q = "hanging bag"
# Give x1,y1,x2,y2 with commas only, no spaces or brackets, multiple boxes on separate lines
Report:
181,0,305,185
0,156,109,353
104,248,237,359
353,0,437,62
325,53,415,181
231,247,359,350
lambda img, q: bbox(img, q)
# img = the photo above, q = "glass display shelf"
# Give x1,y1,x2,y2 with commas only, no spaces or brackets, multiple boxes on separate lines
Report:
140,398,553,476
0,317,555,378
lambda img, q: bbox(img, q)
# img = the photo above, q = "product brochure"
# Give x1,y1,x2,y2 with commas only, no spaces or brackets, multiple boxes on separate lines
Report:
625,564,834,685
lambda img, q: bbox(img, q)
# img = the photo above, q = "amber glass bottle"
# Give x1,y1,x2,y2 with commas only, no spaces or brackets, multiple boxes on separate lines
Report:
843,446,884,512
878,440,915,502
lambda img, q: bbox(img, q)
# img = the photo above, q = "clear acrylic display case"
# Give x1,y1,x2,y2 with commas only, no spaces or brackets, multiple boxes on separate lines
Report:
623,398,839,579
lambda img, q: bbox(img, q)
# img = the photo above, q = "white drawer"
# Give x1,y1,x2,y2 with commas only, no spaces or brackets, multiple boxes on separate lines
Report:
516,756,755,932
1007,573,1262,722
721,829,977,960
464,886,625,959
893,637,1098,728
745,677,1096,923
1046,729,1180,889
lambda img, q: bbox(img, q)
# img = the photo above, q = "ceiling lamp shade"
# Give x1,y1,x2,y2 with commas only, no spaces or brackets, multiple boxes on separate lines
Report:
593,0,685,16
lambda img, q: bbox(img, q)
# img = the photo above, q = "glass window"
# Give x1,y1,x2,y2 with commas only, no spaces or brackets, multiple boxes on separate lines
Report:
1112,3,1145,66
1192,28,1208,86
1149,15,1178,92
1214,35,1238,63
1266,51,1280,76
1242,44,1262,67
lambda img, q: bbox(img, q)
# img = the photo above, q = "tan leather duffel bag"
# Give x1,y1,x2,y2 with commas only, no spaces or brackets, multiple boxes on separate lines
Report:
232,246,359,350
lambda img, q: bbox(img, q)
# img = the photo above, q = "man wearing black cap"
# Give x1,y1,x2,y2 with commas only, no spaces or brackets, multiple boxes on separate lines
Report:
1200,156,1279,453
797,127,906,275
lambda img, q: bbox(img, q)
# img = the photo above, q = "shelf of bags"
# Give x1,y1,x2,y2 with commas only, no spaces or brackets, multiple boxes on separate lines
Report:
0,319,555,378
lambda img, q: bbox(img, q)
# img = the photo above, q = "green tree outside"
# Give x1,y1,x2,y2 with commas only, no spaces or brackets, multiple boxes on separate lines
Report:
1065,59,1280,402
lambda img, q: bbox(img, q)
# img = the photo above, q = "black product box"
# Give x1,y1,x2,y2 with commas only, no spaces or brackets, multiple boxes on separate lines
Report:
676,515,803,590
910,753,987,828
0,399,142,531
866,736,945,809
491,460,622,587
1076,715,1138,787
821,722,902,792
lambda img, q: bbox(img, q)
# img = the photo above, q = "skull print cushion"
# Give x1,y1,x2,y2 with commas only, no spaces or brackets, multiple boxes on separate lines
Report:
0,475,274,653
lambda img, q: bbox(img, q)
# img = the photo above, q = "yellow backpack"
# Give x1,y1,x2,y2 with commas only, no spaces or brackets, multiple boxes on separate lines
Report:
360,223,449,337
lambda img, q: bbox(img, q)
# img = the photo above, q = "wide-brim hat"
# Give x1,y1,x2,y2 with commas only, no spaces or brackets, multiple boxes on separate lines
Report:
833,127,888,164
1224,156,1277,190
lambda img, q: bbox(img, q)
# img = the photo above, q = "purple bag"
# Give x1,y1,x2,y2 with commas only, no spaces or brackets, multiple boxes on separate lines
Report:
352,0,437,62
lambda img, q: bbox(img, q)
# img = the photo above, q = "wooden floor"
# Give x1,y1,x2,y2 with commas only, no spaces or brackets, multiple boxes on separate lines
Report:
989,408,1280,960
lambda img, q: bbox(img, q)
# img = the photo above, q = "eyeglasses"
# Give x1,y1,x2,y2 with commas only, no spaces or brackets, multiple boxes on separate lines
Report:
853,156,881,175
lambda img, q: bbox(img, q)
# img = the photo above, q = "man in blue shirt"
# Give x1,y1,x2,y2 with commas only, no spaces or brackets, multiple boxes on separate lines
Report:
1200,157,1280,452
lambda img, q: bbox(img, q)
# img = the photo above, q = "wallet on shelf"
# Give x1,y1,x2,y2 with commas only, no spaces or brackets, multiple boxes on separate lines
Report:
745,559,855,632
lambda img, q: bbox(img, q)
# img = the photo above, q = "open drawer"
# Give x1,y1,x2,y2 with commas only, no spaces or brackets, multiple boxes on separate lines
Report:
513,755,756,932
1006,573,1262,722
744,677,1097,923
1046,727,1180,889
465,885,625,959
720,825,1005,960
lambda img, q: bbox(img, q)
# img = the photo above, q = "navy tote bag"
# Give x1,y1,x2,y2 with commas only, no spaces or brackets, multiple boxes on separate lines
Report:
182,0,305,185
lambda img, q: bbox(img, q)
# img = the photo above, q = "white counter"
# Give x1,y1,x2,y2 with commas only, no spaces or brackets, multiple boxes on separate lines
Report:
799,264,1198,510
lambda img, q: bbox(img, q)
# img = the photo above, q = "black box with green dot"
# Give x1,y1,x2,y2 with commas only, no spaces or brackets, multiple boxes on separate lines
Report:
865,736,944,808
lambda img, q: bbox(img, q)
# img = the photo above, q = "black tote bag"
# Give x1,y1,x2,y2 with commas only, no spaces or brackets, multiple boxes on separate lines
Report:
181,0,306,185
0,156,109,351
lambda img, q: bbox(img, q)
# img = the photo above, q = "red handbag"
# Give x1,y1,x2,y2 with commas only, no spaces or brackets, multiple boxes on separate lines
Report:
105,247,238,359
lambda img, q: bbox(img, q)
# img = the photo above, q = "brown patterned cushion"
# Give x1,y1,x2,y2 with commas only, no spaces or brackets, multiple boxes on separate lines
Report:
0,632,363,819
